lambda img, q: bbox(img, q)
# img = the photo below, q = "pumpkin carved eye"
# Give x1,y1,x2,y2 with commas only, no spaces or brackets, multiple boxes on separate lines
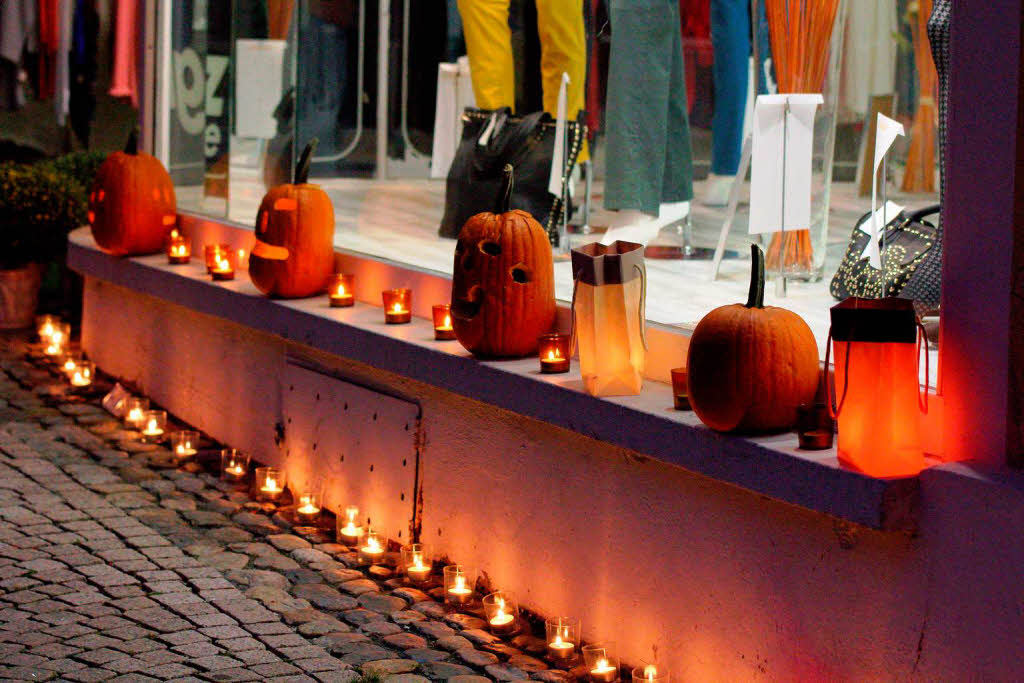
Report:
510,265,530,283
457,240,475,271
479,240,502,256
274,198,298,211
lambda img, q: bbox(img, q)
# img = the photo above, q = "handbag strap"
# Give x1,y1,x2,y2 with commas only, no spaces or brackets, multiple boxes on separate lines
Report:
907,204,941,224
635,263,648,351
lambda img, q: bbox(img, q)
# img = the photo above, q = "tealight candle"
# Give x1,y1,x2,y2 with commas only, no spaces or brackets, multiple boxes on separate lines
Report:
255,466,285,502
169,430,200,458
140,410,167,440
211,252,236,281
328,274,355,308
432,304,456,340
337,505,362,545
167,234,191,264
401,544,431,584
632,665,668,683
443,565,474,606
36,315,59,343
124,398,150,429
670,367,690,410
359,529,386,565
538,333,570,373
69,361,95,388
295,492,321,525
545,617,580,664
204,243,230,273
220,448,250,482
44,323,71,357
483,591,519,636
382,288,412,324
583,644,619,683
236,248,248,270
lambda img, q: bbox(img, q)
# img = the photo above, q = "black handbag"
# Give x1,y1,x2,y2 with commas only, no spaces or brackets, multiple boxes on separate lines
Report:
829,204,942,313
439,108,586,246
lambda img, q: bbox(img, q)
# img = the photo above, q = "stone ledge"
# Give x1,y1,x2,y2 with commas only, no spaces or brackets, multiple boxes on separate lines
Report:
67,227,918,531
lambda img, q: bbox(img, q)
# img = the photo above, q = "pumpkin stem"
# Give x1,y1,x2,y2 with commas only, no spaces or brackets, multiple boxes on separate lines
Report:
745,243,765,308
294,138,319,184
496,164,514,213
124,128,139,155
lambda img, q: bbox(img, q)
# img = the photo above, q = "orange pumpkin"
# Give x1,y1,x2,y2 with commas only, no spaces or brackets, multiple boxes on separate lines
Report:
88,129,176,255
451,165,556,357
249,139,335,298
687,244,820,433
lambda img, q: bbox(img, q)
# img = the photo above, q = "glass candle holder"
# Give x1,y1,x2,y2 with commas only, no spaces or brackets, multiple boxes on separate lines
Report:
382,288,412,324
632,665,669,683
670,367,690,410
170,430,200,458
60,352,83,377
44,322,70,356
236,247,249,270
797,402,835,450
36,315,59,343
68,360,95,388
432,304,455,340
221,449,250,482
124,397,150,429
255,467,286,502
583,643,620,683
295,492,321,525
539,333,571,373
337,505,363,545
443,565,474,606
167,234,191,264
328,274,355,308
482,591,519,636
359,529,386,565
401,544,431,585
204,243,230,273
209,248,237,281
545,616,580,664
139,410,166,440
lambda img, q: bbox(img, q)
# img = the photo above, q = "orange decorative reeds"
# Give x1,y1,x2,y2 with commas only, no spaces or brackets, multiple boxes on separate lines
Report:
901,0,937,193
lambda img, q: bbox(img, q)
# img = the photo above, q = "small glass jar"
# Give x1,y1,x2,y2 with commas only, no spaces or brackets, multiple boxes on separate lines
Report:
169,430,200,458
359,529,386,565
583,643,620,683
382,288,412,324
443,564,474,606
255,466,285,502
538,333,571,373
545,616,580,665
337,505,363,545
670,367,690,410
36,314,60,343
632,665,669,683
60,352,83,377
139,410,167,440
204,243,230,273
328,274,355,308
797,402,835,450
124,397,150,430
482,591,519,636
167,233,191,264
68,360,95,388
44,322,71,356
294,491,321,525
209,248,237,281
220,448,250,482
432,304,455,340
401,544,431,585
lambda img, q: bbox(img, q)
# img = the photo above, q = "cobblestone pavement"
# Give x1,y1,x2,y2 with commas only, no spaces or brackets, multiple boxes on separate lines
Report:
0,336,574,682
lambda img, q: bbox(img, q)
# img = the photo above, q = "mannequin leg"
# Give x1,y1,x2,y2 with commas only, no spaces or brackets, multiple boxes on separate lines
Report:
662,0,694,205
535,0,588,161
457,0,515,110
709,0,749,178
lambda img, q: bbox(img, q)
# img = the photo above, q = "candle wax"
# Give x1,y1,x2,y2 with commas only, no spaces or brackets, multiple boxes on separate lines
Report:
490,613,514,626
70,373,91,387
175,445,197,456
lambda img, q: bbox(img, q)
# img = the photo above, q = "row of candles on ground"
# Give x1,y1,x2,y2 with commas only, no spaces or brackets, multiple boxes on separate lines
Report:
37,315,94,387
164,238,573,373
211,450,668,682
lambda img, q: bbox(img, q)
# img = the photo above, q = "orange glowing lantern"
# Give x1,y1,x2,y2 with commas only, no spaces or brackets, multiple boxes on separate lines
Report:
828,297,928,477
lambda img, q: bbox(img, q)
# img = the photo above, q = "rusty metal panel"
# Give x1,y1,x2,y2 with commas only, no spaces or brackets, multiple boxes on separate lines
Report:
281,360,421,543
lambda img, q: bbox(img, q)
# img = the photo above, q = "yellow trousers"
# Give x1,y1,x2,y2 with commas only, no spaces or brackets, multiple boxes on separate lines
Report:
457,0,588,161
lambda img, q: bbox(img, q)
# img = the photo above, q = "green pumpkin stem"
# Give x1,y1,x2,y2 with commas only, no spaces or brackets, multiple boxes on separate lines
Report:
294,138,319,184
496,164,514,213
124,128,139,155
745,243,765,308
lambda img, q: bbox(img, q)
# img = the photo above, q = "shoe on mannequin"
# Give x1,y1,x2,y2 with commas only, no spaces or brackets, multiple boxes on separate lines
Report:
702,173,736,207
599,202,691,246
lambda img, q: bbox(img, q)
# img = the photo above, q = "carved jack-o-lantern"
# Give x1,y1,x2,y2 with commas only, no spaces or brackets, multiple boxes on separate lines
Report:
249,139,335,298
451,165,556,358
88,130,177,256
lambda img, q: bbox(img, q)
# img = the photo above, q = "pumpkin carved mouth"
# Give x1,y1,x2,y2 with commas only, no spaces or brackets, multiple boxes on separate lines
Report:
452,286,483,320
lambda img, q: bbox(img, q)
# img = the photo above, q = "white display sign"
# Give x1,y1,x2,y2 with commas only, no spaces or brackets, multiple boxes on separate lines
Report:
234,39,286,139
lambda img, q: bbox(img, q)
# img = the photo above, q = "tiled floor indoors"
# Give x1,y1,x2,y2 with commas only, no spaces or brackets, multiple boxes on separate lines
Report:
0,334,570,682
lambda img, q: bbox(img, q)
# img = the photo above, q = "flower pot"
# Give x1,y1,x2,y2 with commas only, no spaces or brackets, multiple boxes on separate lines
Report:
0,264,42,329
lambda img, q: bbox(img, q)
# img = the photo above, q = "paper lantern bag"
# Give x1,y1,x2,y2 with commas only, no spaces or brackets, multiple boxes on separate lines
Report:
571,241,647,396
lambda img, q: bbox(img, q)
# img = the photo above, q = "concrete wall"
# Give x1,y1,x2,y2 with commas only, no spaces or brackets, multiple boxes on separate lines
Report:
83,277,1024,681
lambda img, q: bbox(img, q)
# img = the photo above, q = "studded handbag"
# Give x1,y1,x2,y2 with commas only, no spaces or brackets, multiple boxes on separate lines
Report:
439,108,585,246
829,205,942,314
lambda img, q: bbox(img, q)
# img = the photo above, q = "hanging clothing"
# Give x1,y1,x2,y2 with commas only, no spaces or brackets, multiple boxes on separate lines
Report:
457,0,587,160
604,0,693,214
55,0,74,125
109,0,138,107
0,0,37,111
838,0,898,123
70,0,99,145
927,0,950,202
38,0,59,100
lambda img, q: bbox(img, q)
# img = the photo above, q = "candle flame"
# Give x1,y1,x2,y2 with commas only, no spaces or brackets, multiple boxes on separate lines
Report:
71,370,89,386
453,575,466,591
128,408,143,422
170,229,179,239
263,476,279,492
644,665,657,681
336,283,346,296
216,256,230,271
412,552,425,570
443,314,451,327
365,536,382,552
39,322,54,338
145,418,158,433
298,497,319,515
553,632,563,646
171,244,187,256
63,358,76,371
597,658,610,670
546,348,563,361
391,302,403,314
176,444,189,455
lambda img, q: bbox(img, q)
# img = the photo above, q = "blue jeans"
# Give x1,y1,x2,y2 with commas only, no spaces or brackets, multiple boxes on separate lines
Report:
710,0,771,175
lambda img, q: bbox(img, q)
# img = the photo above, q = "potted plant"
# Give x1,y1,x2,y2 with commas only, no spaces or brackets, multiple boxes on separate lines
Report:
0,162,87,328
